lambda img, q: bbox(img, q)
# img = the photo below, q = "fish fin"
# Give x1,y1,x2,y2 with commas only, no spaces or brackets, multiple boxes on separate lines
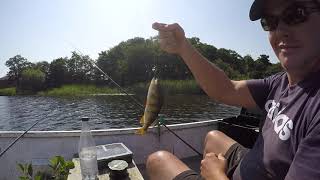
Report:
139,115,145,126
135,128,146,135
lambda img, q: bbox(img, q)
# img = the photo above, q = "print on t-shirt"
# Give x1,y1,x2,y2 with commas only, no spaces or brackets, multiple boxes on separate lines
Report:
265,99,293,141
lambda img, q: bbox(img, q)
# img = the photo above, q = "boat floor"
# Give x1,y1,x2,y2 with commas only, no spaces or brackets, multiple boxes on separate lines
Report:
137,155,202,180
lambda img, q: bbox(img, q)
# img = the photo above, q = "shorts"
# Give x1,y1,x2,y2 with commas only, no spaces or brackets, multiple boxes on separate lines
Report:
173,143,249,180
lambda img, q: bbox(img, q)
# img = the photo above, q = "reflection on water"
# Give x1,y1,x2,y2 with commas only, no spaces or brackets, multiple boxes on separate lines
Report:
0,95,240,131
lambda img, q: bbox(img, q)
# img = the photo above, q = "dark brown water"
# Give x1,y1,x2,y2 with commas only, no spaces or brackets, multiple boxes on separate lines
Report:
0,95,240,131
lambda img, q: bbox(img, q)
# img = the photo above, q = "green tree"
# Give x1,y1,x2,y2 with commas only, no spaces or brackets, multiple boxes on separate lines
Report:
34,61,50,86
266,62,283,76
19,68,46,93
5,55,32,86
243,55,255,78
257,54,272,66
34,61,50,76
97,37,158,86
188,37,217,61
65,52,95,83
250,55,272,79
126,39,155,83
97,44,127,86
215,48,246,76
48,58,67,87
214,58,241,79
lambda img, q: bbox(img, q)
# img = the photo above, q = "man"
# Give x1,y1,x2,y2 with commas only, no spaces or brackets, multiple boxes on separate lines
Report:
147,0,320,179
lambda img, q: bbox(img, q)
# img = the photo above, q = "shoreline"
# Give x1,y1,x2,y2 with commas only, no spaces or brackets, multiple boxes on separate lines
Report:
0,79,203,97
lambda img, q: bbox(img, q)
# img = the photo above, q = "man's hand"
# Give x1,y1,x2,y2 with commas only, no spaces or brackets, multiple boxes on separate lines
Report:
200,153,229,180
152,22,190,55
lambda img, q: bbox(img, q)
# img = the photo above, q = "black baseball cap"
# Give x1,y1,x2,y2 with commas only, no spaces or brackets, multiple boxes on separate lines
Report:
250,0,264,21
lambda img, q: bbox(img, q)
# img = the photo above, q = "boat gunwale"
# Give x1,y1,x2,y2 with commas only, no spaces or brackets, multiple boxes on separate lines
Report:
0,119,222,137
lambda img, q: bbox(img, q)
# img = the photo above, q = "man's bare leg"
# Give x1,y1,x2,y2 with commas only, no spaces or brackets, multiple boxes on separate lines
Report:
146,130,237,180
146,151,190,180
203,130,237,157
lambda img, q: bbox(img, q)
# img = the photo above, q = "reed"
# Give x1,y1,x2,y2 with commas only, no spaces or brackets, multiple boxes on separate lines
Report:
38,84,120,96
161,79,202,94
130,79,203,95
0,87,16,96
38,80,202,97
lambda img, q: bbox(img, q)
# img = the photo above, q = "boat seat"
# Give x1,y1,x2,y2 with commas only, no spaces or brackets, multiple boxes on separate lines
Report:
218,107,266,148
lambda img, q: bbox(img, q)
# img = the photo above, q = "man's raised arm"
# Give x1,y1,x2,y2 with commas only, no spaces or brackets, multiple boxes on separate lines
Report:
152,22,257,109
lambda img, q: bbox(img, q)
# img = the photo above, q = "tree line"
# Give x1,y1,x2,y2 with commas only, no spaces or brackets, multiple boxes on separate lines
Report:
4,36,282,93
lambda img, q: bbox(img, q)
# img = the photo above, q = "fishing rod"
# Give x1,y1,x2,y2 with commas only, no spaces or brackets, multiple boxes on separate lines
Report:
0,102,101,158
0,109,59,158
73,47,203,157
0,118,42,157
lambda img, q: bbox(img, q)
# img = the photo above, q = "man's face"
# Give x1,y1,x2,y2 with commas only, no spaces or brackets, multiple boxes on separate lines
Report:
265,0,320,74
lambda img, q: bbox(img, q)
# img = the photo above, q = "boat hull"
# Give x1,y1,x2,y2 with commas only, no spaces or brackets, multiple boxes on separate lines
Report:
0,119,220,179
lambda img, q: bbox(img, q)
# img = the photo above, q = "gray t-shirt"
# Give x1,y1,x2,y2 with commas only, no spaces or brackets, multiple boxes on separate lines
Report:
233,71,320,180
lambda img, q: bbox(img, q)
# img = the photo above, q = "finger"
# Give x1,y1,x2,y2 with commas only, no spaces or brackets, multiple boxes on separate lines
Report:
159,31,174,39
201,159,205,165
159,39,177,53
159,38,171,48
164,38,177,46
152,22,181,32
218,153,226,160
206,152,216,158
165,23,181,31
159,39,167,50
152,22,168,31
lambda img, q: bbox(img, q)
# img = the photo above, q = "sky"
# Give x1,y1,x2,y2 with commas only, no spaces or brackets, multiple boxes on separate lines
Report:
0,0,278,78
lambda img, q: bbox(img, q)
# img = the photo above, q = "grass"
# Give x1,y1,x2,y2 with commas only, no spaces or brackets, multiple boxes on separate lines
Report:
13,79,203,97
161,79,202,94
130,79,203,95
38,84,120,97
0,87,16,96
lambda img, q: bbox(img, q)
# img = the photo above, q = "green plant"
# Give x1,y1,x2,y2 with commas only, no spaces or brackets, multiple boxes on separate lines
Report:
17,156,74,180
38,84,120,96
49,156,75,180
19,68,46,92
17,163,44,180
0,87,16,96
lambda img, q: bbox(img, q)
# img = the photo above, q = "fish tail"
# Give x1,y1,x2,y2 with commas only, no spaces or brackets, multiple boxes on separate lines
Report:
135,128,146,135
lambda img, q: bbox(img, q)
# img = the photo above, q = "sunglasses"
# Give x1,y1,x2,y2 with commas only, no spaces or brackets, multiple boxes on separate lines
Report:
260,1,320,31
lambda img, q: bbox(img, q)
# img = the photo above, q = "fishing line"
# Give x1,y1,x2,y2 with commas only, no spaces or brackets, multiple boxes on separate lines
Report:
0,44,204,158
71,45,203,156
67,43,144,111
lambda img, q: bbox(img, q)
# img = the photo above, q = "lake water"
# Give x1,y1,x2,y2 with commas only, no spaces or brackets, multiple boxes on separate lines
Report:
0,95,240,131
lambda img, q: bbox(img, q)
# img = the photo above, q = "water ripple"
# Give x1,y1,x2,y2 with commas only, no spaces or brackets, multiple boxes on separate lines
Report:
0,95,240,131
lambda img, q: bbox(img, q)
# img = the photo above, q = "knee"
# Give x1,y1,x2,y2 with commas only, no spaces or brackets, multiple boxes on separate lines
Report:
146,151,172,171
205,130,226,144
204,130,236,155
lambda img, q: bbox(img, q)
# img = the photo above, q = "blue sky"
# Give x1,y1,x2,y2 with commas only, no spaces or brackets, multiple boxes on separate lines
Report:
0,0,277,77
